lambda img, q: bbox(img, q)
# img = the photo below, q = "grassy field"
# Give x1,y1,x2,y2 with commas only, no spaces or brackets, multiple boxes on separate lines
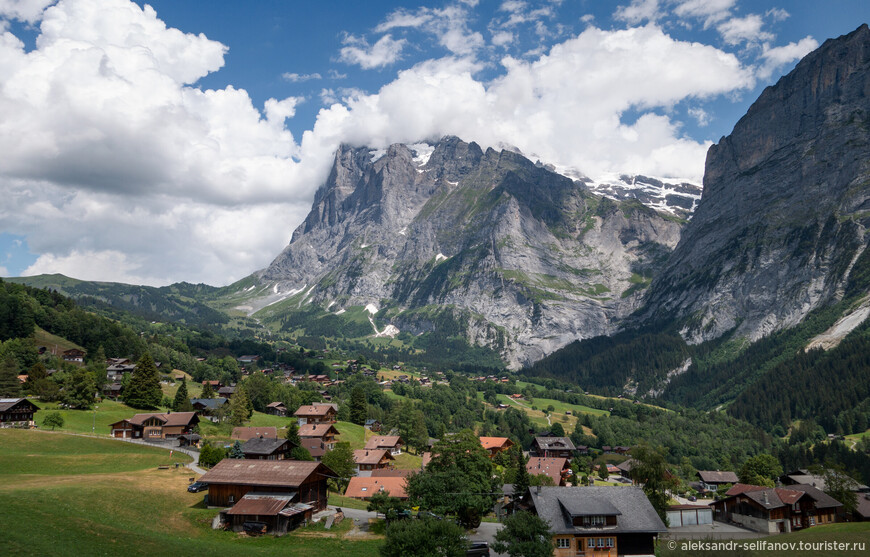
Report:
845,428,870,449
659,522,870,556
392,452,423,470
36,399,142,436
335,421,367,449
0,429,382,556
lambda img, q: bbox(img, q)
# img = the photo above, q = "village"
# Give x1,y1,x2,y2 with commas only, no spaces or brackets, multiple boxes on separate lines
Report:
3,347,870,557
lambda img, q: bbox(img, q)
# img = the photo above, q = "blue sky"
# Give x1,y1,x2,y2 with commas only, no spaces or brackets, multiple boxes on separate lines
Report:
0,0,867,285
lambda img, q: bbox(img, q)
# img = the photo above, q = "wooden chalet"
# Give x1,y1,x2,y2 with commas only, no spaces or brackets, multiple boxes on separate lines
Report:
102,382,123,399
299,423,340,461
242,437,294,461
527,457,570,486
231,427,278,442
109,412,198,439
191,397,228,418
106,361,135,382
345,476,408,499
0,398,39,427
353,449,395,476
364,435,404,456
364,419,382,432
220,493,314,536
199,459,334,510
217,386,236,398
62,348,85,362
532,437,576,458
294,403,337,425
697,470,739,492
479,436,514,458
712,483,842,533
265,402,288,417
528,486,666,557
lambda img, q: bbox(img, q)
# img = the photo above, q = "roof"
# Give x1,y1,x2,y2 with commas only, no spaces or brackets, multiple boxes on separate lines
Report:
370,468,415,478
534,437,576,451
345,476,408,499
480,437,513,450
785,484,844,509
721,483,842,510
294,404,336,417
266,402,286,409
698,470,739,484
529,486,667,535
353,449,393,465
299,423,339,438
364,436,403,450
199,460,333,487
191,397,227,409
232,427,278,441
616,459,635,474
0,398,39,412
242,437,290,456
527,457,569,485
783,471,869,492
856,493,870,519
178,433,201,441
128,412,197,427
226,493,295,516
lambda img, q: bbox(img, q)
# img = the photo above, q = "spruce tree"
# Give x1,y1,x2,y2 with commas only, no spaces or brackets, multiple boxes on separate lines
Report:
123,353,162,409
0,354,21,397
173,379,192,412
349,385,367,425
229,440,245,459
201,381,215,399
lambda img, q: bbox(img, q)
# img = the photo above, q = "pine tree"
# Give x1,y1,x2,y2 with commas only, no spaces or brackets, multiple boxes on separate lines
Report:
173,379,192,412
201,381,215,399
123,353,162,409
0,354,21,397
513,454,530,503
349,385,367,425
229,440,245,459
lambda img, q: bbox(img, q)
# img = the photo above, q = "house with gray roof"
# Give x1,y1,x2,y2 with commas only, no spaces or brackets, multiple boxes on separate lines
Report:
528,486,666,556
531,437,576,458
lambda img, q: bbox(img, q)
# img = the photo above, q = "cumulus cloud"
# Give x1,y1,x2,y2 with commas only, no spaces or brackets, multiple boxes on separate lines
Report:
717,14,774,45
338,34,406,69
757,36,818,79
283,72,322,82
688,106,710,126
374,4,485,57
0,0,55,22
673,0,735,28
614,0,662,25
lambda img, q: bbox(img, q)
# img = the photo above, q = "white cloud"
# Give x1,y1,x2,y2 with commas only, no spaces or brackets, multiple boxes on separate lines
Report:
580,14,595,24
375,8,433,32
373,5,485,57
717,14,774,45
338,34,406,69
673,0,735,28
766,8,789,22
614,0,661,25
688,106,710,126
0,0,55,22
491,30,514,47
0,264,8,276
757,36,818,79
283,72,322,82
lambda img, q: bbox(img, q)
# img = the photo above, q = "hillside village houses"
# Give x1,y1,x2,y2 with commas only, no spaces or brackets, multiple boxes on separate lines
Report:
0,398,39,428
109,412,198,439
294,403,337,425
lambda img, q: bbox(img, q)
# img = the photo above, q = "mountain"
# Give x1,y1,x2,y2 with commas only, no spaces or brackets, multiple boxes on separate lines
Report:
255,137,682,367
640,24,870,344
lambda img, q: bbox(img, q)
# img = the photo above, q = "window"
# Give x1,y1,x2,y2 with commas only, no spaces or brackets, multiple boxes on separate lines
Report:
556,538,570,549
597,538,605,548
809,517,815,526
361,487,367,492
606,538,615,548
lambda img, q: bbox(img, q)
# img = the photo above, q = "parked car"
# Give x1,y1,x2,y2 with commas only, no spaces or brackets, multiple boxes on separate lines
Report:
466,541,490,556
688,495,697,502
187,481,208,493
417,511,443,520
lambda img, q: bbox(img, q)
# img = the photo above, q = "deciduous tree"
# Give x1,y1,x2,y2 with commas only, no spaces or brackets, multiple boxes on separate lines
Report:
630,443,680,524
380,516,467,557
322,442,355,492
43,411,65,430
492,510,554,557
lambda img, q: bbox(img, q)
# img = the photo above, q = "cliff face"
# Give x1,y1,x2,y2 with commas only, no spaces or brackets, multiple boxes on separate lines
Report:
259,137,682,367
641,24,870,342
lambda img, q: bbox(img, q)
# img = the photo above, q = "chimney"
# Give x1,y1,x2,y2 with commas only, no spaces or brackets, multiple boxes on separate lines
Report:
536,485,541,494
763,492,769,505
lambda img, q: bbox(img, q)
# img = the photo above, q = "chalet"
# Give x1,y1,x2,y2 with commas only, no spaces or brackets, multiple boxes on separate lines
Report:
62,348,85,362
237,355,260,364
109,412,198,439
0,398,39,428
219,493,314,536
479,437,514,458
532,437,577,458
299,423,340,461
613,446,631,455
364,419,382,432
177,433,201,448
353,449,395,476
712,483,842,533
242,436,294,461
265,402,288,417
364,436,404,456
201,380,222,389
528,486,667,557
102,382,123,399
345,476,408,500
191,397,228,418
697,470,740,492
232,427,278,442
615,459,636,482
856,493,870,522
780,469,870,492
198,459,333,510
217,386,236,398
527,457,570,486
106,361,135,381
294,403,337,425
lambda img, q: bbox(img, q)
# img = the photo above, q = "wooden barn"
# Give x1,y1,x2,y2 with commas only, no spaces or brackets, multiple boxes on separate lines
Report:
198,459,334,510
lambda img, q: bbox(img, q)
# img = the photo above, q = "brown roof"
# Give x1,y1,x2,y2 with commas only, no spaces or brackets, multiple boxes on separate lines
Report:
231,427,278,441
266,402,286,409
0,398,39,413
199,459,332,487
226,494,294,516
698,470,739,484
299,423,339,438
480,437,513,451
128,412,197,427
345,476,408,499
364,436,403,450
785,484,844,509
527,457,569,485
353,449,394,466
294,404,336,417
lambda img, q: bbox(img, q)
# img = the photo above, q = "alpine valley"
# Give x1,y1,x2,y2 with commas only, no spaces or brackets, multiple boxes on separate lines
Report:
11,25,870,427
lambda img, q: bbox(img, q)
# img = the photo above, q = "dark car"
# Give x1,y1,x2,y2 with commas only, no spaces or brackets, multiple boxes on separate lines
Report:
417,511,443,520
187,481,208,493
466,541,490,556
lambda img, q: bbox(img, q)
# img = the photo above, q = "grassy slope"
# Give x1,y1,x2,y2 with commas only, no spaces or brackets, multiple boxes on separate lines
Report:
0,429,381,557
36,399,142,435
31,325,85,354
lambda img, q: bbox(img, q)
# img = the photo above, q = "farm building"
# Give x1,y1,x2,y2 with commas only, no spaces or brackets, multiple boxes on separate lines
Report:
198,459,334,509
